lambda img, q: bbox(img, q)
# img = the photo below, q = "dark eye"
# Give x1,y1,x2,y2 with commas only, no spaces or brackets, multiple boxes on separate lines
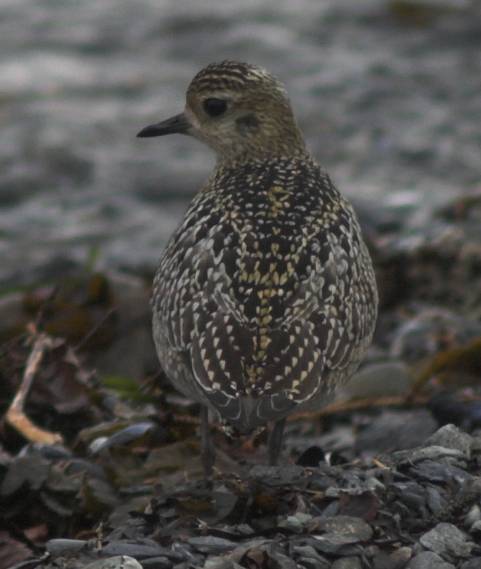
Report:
203,98,227,117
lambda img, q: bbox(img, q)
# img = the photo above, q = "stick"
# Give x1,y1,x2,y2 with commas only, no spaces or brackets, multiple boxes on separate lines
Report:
5,332,64,445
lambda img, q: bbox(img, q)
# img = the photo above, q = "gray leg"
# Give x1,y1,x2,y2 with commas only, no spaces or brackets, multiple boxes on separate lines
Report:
200,407,215,479
268,418,286,465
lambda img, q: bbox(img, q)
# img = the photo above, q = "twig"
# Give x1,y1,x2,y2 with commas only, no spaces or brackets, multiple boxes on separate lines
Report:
5,331,64,445
74,307,117,351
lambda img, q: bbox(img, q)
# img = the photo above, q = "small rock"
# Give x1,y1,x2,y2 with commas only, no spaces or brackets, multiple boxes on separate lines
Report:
470,520,481,534
407,551,454,569
460,559,481,569
331,557,362,569
373,547,413,569
83,557,143,569
297,557,328,569
102,543,170,559
315,516,373,542
464,504,481,529
294,545,331,569
393,445,466,466
420,523,473,558
279,512,313,532
311,534,359,555
187,536,236,554
141,558,172,569
46,539,88,556
426,425,472,458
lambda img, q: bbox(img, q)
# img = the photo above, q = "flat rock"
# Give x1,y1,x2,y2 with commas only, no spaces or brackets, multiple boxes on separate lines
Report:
331,557,362,569
314,516,373,542
426,424,472,458
407,551,454,569
420,522,473,558
83,556,143,569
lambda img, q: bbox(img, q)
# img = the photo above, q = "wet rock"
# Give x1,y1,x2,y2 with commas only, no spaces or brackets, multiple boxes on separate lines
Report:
419,522,473,558
83,556,143,569
406,551,454,569
425,424,472,458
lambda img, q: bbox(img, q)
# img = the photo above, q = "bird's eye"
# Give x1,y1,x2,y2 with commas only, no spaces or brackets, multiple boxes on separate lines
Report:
203,98,228,117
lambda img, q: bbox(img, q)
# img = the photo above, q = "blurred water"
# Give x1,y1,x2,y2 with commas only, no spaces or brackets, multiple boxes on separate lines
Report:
1,0,480,287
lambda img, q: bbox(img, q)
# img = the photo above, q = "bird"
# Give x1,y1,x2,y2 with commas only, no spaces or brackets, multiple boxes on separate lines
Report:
137,61,378,477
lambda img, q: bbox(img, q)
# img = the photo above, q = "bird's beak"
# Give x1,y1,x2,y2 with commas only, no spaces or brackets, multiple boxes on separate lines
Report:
136,112,191,138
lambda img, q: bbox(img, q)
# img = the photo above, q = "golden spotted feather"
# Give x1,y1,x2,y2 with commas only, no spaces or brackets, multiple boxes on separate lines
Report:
152,155,377,433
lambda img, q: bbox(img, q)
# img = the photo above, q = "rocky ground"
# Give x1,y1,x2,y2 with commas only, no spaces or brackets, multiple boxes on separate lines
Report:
1,191,481,569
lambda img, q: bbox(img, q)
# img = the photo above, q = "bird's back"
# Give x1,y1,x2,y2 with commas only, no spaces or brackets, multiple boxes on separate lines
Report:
152,154,377,433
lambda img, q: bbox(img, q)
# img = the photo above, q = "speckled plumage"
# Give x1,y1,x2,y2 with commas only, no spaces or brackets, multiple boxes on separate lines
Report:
139,61,378,467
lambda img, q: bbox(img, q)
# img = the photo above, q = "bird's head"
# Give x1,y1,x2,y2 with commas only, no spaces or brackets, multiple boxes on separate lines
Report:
137,61,306,162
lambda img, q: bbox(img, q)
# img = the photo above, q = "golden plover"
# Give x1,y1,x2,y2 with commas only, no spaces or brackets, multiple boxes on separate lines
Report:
138,61,378,476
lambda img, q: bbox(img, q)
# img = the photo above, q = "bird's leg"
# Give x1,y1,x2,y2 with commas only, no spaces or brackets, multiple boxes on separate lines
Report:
268,417,286,465
200,406,215,479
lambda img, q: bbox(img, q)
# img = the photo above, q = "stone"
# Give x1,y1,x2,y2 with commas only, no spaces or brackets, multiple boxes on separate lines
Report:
317,516,373,542
407,551,454,569
331,557,362,569
426,425,472,458
420,523,473,558
83,557,143,569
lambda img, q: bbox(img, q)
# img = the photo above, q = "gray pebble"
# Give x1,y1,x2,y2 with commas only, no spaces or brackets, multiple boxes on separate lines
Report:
187,536,237,554
460,559,481,569
46,539,88,556
83,556,143,569
317,516,373,542
372,547,412,569
297,557,329,569
102,543,171,559
331,557,362,569
407,551,454,569
141,557,173,569
426,425,472,458
420,522,473,558
464,504,481,529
